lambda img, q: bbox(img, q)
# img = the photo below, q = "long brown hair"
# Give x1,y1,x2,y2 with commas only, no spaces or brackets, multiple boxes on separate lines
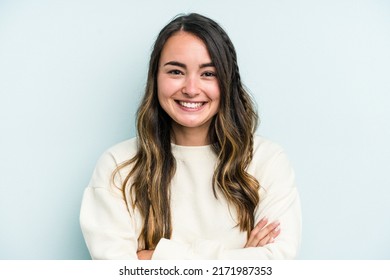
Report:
115,13,259,249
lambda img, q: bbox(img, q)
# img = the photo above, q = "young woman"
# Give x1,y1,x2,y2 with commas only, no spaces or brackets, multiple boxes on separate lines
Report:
80,13,301,260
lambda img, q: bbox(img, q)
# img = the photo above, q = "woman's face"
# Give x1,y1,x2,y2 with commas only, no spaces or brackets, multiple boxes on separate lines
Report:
157,31,220,143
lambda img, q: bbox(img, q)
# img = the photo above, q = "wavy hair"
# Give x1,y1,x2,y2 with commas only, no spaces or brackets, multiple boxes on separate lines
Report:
115,13,259,250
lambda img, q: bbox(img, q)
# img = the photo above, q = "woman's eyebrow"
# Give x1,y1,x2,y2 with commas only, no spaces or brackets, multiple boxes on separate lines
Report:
163,61,215,68
199,62,215,68
164,61,186,68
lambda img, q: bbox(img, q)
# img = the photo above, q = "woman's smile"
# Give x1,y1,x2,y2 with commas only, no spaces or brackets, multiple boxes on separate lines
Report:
175,100,207,110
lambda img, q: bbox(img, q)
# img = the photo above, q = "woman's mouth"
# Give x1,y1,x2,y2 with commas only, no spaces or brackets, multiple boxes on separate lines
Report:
176,101,206,110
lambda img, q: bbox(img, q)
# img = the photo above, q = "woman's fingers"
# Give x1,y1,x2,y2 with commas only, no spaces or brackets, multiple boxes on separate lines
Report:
137,249,154,260
257,224,281,246
257,233,272,247
245,217,268,247
245,218,281,248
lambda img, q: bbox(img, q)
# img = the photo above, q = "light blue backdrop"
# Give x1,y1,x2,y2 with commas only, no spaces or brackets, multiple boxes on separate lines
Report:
1,0,389,259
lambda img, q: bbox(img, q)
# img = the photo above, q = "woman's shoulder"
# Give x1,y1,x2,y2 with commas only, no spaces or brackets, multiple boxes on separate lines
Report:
105,137,138,160
250,135,292,172
86,137,138,190
94,137,138,168
253,135,285,158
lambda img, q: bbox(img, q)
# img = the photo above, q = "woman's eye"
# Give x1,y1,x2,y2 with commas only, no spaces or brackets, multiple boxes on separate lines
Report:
168,69,183,75
202,71,216,77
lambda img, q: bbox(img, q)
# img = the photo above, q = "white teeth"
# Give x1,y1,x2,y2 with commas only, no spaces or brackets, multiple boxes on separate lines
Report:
179,101,204,109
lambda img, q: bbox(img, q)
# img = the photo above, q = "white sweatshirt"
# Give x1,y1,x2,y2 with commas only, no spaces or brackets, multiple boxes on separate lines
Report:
80,135,301,259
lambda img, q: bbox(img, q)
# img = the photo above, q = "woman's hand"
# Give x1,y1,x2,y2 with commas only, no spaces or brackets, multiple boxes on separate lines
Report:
244,217,280,248
137,218,280,257
137,249,154,260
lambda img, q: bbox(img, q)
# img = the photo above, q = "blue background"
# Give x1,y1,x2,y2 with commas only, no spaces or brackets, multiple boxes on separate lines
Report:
1,0,389,259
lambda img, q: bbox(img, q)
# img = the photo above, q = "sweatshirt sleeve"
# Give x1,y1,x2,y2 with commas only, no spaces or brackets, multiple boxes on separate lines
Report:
80,150,139,260
152,150,302,260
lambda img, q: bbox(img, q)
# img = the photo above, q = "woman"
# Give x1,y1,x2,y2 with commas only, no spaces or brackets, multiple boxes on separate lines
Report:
80,13,301,260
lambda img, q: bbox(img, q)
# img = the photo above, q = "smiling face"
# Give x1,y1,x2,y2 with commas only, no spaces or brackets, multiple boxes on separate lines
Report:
157,31,220,146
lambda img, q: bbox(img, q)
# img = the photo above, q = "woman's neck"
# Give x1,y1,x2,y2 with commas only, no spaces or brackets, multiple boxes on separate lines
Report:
171,124,210,146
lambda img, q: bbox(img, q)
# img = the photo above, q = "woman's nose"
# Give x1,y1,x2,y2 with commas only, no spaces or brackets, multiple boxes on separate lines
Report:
182,76,200,97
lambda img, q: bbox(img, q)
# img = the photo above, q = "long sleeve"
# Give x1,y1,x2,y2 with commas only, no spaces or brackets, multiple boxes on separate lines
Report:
152,146,301,260
80,137,301,260
80,148,139,259
220,150,302,259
